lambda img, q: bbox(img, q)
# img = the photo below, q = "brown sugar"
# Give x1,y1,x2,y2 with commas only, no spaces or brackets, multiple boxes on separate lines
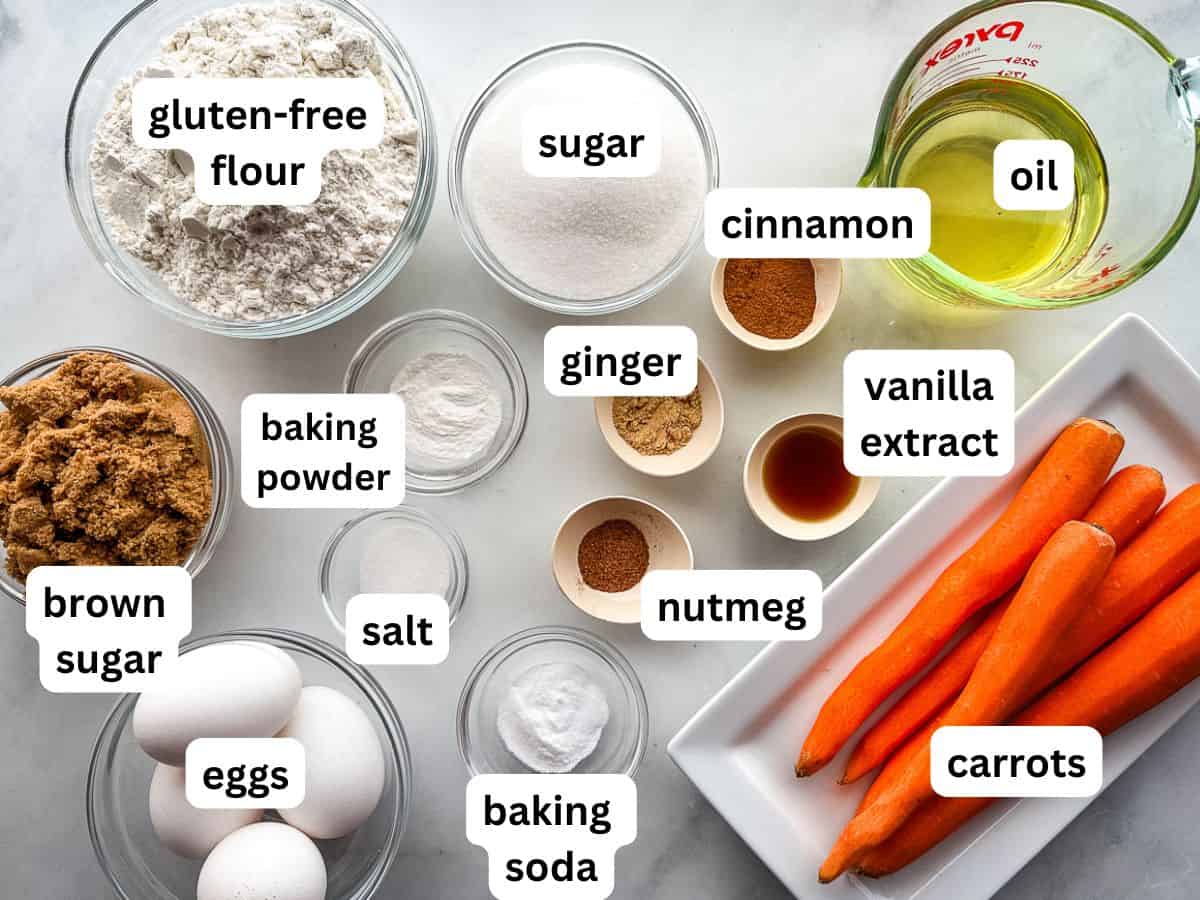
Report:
0,352,213,580
723,258,817,339
577,519,650,592
612,388,703,456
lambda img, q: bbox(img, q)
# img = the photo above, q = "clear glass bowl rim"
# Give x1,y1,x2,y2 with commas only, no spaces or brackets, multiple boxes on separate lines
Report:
343,308,529,494
0,345,233,607
318,506,470,633
63,0,439,339
456,624,650,777
447,40,720,316
85,626,413,900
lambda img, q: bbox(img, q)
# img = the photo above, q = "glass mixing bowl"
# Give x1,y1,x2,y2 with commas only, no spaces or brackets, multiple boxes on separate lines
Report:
448,41,720,315
319,506,469,633
344,309,528,494
0,347,233,606
65,0,437,338
86,628,412,900
457,626,649,776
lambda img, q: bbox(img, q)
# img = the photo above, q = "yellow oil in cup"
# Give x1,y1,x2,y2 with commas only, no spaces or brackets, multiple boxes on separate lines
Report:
889,78,1107,287
859,0,1200,314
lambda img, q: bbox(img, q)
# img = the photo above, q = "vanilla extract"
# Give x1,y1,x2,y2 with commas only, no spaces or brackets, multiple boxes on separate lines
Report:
863,368,995,402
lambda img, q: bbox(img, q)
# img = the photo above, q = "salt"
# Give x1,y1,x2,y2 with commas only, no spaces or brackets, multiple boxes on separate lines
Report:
462,60,708,302
358,523,451,596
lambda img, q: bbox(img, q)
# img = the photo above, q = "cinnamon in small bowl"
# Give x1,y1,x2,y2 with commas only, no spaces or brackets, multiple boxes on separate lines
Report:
711,257,843,350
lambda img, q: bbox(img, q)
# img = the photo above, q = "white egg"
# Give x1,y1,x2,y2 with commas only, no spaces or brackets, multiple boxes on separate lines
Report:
197,822,326,900
133,642,302,765
148,764,262,858
279,685,385,839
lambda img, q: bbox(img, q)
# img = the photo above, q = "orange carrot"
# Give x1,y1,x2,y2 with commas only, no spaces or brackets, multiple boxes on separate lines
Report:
819,521,1115,882
796,419,1123,777
839,465,1164,784
841,604,1006,785
858,569,1200,878
860,483,1200,812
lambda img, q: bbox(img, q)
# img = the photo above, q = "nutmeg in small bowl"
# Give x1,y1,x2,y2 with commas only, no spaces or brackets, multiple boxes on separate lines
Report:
711,258,842,351
552,496,693,624
593,358,724,477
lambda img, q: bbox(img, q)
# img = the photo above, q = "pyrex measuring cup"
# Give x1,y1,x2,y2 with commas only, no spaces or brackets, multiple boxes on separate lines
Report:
860,0,1200,309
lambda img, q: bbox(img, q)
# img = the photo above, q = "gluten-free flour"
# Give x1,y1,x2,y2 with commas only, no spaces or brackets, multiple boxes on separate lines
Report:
90,2,422,322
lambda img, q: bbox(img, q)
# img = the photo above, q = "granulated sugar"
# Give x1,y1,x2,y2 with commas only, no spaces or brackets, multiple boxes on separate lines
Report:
90,2,422,322
461,60,707,302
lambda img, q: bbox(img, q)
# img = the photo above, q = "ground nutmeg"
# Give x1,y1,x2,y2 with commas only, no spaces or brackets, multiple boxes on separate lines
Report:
577,518,650,592
723,258,817,339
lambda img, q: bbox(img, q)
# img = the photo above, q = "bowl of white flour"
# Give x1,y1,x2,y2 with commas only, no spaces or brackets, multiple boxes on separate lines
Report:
66,0,436,337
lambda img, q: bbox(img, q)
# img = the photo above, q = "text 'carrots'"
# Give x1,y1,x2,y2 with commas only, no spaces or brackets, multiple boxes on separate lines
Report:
796,418,1123,778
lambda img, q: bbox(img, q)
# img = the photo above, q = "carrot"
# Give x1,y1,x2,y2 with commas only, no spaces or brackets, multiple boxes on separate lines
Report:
858,569,1200,878
840,603,1006,785
1080,465,1168,548
796,419,1123,777
839,465,1164,784
857,482,1200,812
819,521,1115,882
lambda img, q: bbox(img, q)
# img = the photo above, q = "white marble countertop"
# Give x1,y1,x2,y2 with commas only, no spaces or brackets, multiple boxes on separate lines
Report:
2,0,1199,898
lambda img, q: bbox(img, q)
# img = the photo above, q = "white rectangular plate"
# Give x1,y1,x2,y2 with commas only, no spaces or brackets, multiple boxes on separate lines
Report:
669,314,1200,900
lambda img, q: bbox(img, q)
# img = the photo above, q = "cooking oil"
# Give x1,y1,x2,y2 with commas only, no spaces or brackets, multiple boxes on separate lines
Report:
885,78,1108,287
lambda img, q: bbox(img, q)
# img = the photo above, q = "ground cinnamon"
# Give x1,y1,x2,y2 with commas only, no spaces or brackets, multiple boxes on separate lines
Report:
0,352,213,579
723,258,817,339
577,519,650,592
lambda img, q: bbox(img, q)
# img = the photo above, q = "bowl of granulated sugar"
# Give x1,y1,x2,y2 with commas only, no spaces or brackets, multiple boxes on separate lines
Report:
449,42,719,315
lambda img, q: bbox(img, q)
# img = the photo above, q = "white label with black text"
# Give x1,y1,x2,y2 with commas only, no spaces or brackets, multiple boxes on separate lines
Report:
241,393,404,508
843,350,1014,477
345,593,449,665
931,726,1102,798
994,139,1074,211
704,187,930,258
185,738,306,809
544,326,697,397
640,570,822,641
132,78,384,205
25,566,191,693
522,104,661,177
466,774,636,900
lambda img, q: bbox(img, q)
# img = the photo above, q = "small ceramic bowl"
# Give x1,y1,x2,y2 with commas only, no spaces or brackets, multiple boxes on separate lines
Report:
711,258,843,351
552,496,693,624
593,358,724,477
743,413,881,541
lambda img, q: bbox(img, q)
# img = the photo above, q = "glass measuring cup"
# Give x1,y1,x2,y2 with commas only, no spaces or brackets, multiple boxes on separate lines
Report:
860,0,1200,309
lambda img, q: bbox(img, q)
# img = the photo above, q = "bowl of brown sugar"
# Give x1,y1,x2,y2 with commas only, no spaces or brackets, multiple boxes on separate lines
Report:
0,348,232,605
552,496,693,623
594,358,724,477
711,257,842,351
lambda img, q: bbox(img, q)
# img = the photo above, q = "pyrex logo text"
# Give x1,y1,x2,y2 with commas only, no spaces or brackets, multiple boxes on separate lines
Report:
924,21,1024,72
